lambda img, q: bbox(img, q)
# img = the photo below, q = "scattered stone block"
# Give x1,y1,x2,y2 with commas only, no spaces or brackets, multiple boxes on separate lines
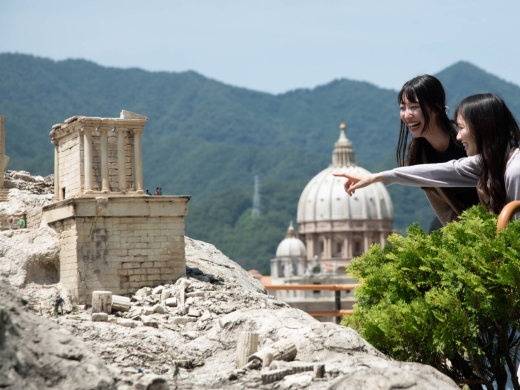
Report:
283,373,312,387
92,291,112,314
185,297,194,306
92,313,108,322
168,316,197,325
186,291,205,298
153,304,166,314
118,319,138,328
314,363,325,379
140,315,158,328
165,297,177,307
160,289,170,302
152,286,164,296
188,308,201,317
112,295,131,312
141,306,154,316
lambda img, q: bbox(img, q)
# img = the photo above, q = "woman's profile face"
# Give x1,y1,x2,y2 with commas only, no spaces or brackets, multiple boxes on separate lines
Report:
400,95,426,138
455,114,477,156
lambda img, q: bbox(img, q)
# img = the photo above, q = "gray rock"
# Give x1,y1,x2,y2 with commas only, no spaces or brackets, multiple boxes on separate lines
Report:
185,237,266,294
133,374,169,390
140,315,158,328
118,319,138,328
164,297,177,307
153,304,167,314
185,297,194,306
188,308,201,317
141,306,154,315
0,278,116,389
152,286,164,296
168,316,197,325
91,312,108,322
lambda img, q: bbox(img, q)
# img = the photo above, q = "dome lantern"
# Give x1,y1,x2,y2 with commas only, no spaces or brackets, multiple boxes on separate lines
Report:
331,122,355,167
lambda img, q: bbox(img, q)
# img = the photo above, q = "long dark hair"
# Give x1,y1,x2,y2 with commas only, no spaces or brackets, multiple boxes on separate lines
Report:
396,75,454,166
454,94,520,213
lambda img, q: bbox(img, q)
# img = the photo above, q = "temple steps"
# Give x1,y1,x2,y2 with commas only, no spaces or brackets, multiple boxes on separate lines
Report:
0,189,9,202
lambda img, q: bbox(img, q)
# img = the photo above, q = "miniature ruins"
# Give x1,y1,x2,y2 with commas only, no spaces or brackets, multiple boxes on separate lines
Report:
39,110,190,304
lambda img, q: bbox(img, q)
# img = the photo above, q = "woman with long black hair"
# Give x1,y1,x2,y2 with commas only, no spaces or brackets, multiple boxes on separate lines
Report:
334,93,520,214
396,75,480,226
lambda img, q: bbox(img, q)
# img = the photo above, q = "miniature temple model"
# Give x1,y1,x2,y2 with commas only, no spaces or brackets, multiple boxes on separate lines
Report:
43,110,190,304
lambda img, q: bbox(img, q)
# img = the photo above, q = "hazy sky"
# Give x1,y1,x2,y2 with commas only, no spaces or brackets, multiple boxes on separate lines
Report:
1,0,519,94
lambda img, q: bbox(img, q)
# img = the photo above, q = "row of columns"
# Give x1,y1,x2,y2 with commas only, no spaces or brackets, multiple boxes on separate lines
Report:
52,124,146,201
82,127,144,195
304,232,386,260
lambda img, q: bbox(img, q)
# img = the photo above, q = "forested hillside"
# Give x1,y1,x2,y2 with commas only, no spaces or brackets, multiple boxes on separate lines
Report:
1,54,519,272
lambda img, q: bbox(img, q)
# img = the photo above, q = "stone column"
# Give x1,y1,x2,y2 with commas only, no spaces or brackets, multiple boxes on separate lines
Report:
116,128,127,192
99,128,110,192
0,116,4,189
133,128,144,194
83,127,93,193
53,141,59,200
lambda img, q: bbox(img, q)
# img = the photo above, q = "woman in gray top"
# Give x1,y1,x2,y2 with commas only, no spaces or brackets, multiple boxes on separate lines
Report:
334,94,520,215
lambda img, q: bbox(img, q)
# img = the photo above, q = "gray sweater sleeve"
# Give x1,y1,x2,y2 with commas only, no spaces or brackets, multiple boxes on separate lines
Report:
504,150,520,203
381,156,481,188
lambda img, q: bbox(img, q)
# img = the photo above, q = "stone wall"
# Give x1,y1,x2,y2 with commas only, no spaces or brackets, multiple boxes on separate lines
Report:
43,196,190,304
58,132,81,199
26,207,42,228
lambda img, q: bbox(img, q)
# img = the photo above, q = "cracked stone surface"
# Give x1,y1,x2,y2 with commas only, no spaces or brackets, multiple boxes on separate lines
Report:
0,278,116,390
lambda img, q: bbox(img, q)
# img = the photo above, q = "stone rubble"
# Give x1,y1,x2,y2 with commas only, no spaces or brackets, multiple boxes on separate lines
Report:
0,171,461,389
3,170,54,195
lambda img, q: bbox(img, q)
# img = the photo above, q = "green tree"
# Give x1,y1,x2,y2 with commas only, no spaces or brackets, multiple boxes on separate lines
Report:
343,206,520,390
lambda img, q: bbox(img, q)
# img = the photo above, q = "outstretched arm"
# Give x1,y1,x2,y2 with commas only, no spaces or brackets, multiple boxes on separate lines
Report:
333,155,482,196
332,172,383,195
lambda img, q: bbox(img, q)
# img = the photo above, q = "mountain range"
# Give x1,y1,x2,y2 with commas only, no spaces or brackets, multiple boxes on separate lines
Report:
1,53,519,273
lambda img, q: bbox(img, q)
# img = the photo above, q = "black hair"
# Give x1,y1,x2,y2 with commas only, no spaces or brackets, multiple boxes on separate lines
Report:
454,94,520,213
396,75,454,166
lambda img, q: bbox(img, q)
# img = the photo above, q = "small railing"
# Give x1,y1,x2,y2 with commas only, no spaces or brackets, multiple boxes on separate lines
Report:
497,200,520,234
264,284,359,323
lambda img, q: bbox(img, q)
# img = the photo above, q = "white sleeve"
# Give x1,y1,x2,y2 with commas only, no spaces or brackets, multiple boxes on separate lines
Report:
505,151,520,203
382,156,481,188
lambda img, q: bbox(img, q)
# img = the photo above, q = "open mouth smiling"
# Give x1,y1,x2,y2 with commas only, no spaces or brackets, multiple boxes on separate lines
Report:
407,122,421,130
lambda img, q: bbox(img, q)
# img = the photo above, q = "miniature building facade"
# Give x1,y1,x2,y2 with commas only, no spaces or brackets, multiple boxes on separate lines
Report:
269,123,394,321
50,110,147,200
43,111,190,304
296,122,393,272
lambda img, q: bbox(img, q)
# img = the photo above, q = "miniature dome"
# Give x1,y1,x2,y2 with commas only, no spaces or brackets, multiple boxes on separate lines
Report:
276,222,307,258
297,123,393,223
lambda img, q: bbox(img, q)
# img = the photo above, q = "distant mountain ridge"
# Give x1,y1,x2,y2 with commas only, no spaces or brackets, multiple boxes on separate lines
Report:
1,53,519,272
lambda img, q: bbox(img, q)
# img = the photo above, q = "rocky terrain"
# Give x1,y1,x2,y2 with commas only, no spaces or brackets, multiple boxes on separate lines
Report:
0,171,461,390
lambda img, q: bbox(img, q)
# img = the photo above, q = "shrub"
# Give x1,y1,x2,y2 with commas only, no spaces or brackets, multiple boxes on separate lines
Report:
343,206,520,390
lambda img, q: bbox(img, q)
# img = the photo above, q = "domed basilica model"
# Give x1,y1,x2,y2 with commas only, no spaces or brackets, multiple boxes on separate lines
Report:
269,122,394,320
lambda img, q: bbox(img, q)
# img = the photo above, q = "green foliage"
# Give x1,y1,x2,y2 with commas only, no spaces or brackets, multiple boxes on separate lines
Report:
343,206,520,389
3,54,520,269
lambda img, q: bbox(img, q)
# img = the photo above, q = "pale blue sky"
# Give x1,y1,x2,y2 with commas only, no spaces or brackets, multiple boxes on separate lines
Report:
1,0,519,93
